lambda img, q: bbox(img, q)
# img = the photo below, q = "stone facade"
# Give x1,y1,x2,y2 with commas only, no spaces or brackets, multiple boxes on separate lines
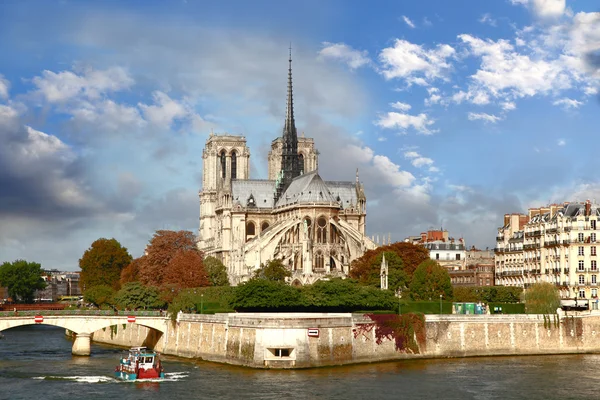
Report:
495,201,600,305
197,57,376,285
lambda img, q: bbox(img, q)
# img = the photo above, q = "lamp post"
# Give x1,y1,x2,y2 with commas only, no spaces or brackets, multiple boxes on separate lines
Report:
398,288,403,315
201,294,204,314
439,294,443,315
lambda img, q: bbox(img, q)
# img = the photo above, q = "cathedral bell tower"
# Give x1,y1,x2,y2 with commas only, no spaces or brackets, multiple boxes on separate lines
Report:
274,47,301,203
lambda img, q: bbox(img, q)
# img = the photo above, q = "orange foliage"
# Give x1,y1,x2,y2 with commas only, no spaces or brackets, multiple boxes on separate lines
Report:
125,230,209,291
349,242,430,283
120,257,143,286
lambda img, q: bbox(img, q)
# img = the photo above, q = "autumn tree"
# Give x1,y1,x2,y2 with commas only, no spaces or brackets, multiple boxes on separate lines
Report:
348,251,408,292
79,238,132,291
0,260,46,303
136,230,209,291
253,259,291,282
120,257,143,286
409,259,453,301
350,242,429,286
204,256,230,286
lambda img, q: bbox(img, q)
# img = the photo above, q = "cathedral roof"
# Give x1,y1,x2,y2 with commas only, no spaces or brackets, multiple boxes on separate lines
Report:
275,170,337,208
232,180,276,209
325,181,358,209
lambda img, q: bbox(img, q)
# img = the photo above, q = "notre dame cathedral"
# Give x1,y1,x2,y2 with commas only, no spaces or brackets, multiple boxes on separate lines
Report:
197,52,377,285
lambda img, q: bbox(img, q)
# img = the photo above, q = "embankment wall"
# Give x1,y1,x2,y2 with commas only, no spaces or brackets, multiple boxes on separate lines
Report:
91,312,600,368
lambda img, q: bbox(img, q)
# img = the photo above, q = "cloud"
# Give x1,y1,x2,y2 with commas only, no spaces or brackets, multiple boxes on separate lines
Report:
0,75,9,99
557,138,566,146
552,97,583,109
375,111,436,134
404,150,435,169
31,66,134,103
402,16,416,29
479,13,497,27
467,112,502,123
379,39,456,84
319,42,372,70
501,101,517,111
372,155,415,187
510,0,566,19
390,101,411,111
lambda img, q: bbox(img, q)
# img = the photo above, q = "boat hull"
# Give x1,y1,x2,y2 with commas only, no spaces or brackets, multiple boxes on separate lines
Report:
114,370,165,381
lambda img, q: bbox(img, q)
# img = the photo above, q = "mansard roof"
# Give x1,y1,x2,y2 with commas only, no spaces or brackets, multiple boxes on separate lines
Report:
232,180,275,209
275,170,338,208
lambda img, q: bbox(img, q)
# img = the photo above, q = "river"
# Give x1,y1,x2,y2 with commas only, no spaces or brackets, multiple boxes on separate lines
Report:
0,325,598,399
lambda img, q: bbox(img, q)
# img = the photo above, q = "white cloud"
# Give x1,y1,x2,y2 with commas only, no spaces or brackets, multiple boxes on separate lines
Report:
428,166,440,173
375,111,436,134
425,94,442,106
379,39,456,84
552,97,583,109
139,91,190,128
451,90,469,104
510,0,566,19
459,34,571,100
479,13,497,27
404,151,419,159
403,150,435,169
423,17,432,27
0,75,9,99
71,99,146,133
345,144,375,164
32,66,134,103
467,112,502,123
390,101,411,111
319,42,372,70
402,16,416,29
501,101,517,111
373,155,415,187
584,86,598,96
557,138,566,146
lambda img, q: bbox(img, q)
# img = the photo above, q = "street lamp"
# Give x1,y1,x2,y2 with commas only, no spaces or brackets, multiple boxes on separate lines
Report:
439,294,443,315
398,287,403,315
201,294,204,315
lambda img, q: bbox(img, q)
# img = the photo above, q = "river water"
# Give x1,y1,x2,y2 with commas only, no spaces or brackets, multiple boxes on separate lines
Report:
0,325,598,400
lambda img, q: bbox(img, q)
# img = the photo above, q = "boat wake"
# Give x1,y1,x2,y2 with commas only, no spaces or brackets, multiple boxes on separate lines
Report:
32,372,188,384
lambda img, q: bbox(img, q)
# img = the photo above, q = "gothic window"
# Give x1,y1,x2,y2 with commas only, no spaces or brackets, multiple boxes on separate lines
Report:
298,153,304,173
315,251,324,270
329,224,338,243
261,222,269,232
246,221,256,238
231,150,237,179
220,150,226,179
303,217,312,239
317,217,327,243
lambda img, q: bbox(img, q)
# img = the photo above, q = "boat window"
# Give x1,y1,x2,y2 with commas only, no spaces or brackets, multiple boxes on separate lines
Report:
145,357,153,363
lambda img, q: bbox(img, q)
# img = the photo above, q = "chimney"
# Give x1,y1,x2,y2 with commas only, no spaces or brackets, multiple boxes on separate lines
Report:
586,199,591,216
443,230,449,242
420,232,426,242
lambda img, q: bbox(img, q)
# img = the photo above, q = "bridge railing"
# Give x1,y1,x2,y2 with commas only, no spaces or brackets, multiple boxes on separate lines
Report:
0,310,164,318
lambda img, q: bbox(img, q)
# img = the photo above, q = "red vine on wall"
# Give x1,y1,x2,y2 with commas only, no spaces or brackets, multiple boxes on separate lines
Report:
355,313,426,353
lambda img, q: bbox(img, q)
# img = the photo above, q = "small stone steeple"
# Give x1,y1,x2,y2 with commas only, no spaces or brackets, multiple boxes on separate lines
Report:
380,253,389,290
275,46,301,202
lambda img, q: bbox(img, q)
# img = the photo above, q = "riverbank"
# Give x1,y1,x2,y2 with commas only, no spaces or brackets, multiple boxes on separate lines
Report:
90,311,600,368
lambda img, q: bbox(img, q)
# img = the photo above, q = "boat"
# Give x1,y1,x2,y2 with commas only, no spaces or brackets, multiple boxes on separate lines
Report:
114,347,165,381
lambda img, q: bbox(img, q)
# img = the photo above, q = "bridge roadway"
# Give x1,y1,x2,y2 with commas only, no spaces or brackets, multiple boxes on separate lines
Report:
0,310,169,356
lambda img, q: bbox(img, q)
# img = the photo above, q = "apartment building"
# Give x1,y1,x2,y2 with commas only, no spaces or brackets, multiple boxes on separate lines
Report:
405,229,466,271
495,200,600,307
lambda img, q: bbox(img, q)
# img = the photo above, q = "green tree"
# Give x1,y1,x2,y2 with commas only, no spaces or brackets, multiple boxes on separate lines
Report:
253,259,291,282
83,285,116,308
524,282,560,314
79,238,132,291
204,256,230,286
301,278,397,311
409,259,453,301
231,279,301,311
0,260,46,303
113,282,165,310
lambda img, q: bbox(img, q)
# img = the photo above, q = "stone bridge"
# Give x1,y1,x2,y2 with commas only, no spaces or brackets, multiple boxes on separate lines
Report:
0,312,169,356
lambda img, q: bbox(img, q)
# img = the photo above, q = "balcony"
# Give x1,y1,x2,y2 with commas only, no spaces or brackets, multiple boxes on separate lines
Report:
562,240,571,245
564,268,570,274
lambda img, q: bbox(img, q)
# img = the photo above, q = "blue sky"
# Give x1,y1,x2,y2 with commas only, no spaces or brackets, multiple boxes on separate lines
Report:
0,0,599,270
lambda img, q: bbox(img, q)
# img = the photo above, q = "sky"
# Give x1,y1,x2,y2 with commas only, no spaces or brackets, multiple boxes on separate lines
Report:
0,0,599,270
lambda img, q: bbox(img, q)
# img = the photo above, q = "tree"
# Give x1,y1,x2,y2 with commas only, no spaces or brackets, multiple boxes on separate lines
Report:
79,238,132,291
253,259,291,282
409,259,453,301
348,251,408,292
136,230,208,290
231,279,301,311
0,260,46,303
350,242,430,284
113,282,165,310
120,257,143,286
83,285,116,308
524,282,560,314
204,256,230,286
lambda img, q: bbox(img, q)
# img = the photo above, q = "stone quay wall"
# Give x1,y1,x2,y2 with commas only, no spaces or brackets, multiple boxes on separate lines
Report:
90,311,600,368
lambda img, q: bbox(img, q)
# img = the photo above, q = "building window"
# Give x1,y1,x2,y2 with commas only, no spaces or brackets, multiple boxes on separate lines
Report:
593,275,597,284
261,222,269,232
246,221,255,237
455,254,461,260
436,253,439,260
592,233,597,243
593,246,597,256
579,275,585,284
220,151,226,179
315,252,324,270
316,217,327,243
593,220,597,230
593,288,598,298
231,151,237,180
579,246,584,256
579,260,585,271
593,260,597,271
579,290,586,298
298,153,304,174
579,233,584,242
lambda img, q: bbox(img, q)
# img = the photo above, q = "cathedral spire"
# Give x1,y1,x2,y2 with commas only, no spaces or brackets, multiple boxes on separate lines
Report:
283,45,297,140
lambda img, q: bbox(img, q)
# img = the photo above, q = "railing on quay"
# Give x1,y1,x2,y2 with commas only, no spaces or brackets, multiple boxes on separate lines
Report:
0,309,164,318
